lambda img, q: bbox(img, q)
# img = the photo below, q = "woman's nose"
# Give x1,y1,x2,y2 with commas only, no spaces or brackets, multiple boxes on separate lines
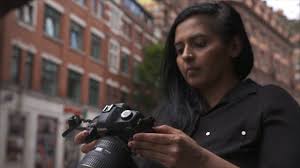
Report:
181,45,194,59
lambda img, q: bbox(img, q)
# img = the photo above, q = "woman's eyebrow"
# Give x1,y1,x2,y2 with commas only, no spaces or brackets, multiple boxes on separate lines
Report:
174,32,207,46
189,33,207,41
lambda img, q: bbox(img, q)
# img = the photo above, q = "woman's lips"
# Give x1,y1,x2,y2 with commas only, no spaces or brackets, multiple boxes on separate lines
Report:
186,67,199,76
186,66,199,71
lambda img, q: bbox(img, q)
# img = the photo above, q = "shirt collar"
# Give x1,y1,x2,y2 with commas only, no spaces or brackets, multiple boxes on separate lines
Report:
222,78,257,103
208,78,258,113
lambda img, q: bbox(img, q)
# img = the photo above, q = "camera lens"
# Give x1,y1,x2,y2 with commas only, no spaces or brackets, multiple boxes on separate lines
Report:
78,136,136,168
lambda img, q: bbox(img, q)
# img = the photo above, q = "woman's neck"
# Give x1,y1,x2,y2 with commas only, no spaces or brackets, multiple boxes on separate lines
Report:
199,76,239,109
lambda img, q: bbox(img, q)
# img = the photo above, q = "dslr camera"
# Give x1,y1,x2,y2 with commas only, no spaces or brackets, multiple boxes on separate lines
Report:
62,103,155,168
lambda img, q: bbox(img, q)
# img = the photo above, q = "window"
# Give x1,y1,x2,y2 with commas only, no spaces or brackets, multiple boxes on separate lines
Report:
17,2,34,26
24,52,34,88
6,114,26,164
108,41,120,73
70,21,84,51
110,5,122,31
135,31,143,45
120,91,128,103
123,21,131,38
92,0,104,18
74,0,85,6
296,59,300,71
123,0,143,17
88,79,100,106
67,70,82,103
11,45,22,83
133,60,140,83
120,53,129,74
106,85,113,104
35,116,58,168
44,5,61,39
106,85,118,104
123,0,152,23
41,59,58,96
90,34,102,60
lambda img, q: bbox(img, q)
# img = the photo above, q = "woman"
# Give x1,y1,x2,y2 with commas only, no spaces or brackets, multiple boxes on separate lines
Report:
75,1,300,168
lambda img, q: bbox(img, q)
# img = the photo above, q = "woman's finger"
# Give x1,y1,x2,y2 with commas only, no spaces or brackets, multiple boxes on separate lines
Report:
128,140,169,155
133,133,174,145
74,130,89,144
135,149,171,167
81,140,97,153
153,125,182,134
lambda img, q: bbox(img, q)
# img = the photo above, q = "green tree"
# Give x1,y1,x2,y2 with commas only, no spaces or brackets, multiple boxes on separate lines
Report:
132,43,164,113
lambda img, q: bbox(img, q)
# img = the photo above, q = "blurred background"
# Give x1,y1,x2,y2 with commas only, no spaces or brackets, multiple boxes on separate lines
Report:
0,0,299,168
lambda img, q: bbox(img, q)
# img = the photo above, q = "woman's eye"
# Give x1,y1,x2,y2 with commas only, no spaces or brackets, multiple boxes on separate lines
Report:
193,40,206,48
175,46,184,55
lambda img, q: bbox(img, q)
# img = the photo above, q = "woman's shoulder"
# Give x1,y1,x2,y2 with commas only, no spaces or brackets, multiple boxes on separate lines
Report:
254,82,300,118
258,83,298,105
245,79,294,99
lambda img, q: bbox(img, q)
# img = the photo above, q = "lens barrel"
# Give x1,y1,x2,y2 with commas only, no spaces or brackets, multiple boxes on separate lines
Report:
78,136,135,168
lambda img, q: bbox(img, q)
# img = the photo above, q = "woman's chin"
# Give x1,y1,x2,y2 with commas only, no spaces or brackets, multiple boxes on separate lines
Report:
186,78,203,89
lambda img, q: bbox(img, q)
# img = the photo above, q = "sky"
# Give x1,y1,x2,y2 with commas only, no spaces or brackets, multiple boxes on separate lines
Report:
264,0,300,20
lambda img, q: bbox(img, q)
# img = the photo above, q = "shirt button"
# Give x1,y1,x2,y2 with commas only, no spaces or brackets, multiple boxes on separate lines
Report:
241,130,246,136
205,131,211,136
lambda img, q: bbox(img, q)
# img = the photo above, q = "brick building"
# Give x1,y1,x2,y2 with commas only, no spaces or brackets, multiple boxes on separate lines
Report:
0,0,299,168
232,0,300,102
0,0,159,168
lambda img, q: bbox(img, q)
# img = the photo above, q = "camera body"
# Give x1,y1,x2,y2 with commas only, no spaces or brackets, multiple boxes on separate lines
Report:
62,103,155,168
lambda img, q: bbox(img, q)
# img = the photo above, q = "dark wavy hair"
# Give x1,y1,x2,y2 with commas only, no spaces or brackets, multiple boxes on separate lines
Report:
155,1,254,135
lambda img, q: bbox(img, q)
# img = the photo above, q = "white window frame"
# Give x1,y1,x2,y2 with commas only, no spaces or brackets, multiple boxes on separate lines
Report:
69,15,85,51
67,63,84,74
89,73,103,82
44,3,63,39
91,0,104,19
121,47,131,55
44,0,65,13
16,1,38,32
134,25,143,49
106,78,120,88
11,39,37,54
108,39,120,74
120,86,130,93
133,54,142,62
91,27,105,39
73,0,86,8
41,52,62,65
70,13,86,27
107,1,123,34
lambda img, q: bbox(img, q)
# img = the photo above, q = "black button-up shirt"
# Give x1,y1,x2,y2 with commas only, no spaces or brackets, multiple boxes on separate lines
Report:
193,79,300,168
136,79,300,168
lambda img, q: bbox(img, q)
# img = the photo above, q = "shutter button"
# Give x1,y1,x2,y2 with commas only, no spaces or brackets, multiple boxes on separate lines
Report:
121,110,133,120
241,130,246,136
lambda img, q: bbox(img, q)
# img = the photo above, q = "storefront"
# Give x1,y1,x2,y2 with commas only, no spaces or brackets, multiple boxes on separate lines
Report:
0,89,88,168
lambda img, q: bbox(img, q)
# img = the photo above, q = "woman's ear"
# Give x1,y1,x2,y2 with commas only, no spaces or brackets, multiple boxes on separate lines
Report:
230,36,242,58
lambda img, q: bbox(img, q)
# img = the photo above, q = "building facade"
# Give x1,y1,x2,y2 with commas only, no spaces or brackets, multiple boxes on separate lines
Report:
1,0,299,168
0,0,158,168
232,0,300,102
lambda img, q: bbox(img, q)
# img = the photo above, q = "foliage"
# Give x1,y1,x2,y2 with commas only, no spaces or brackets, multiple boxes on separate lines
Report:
132,43,165,113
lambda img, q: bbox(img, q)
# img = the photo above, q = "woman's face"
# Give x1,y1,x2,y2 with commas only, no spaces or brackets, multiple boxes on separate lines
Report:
175,15,236,91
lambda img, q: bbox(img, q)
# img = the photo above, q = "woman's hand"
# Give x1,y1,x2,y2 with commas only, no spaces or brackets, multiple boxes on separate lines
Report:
128,125,205,168
74,130,97,153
